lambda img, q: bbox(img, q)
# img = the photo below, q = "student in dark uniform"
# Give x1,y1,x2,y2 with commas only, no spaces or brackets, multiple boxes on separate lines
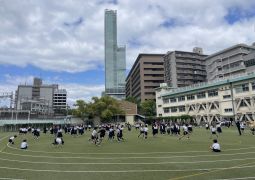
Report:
152,124,158,137
166,124,171,135
235,120,242,135
50,127,54,135
127,123,131,131
57,129,63,138
216,123,222,134
188,124,193,133
117,125,124,142
43,127,47,134
108,126,115,141
64,125,68,134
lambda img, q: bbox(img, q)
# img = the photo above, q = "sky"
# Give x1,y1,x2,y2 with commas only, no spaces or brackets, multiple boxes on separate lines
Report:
0,0,255,107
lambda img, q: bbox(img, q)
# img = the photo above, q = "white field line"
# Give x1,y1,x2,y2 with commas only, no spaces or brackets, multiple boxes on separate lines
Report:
0,156,255,165
0,164,255,173
0,178,25,180
216,177,255,180
6,142,255,155
0,135,12,152
1,148,255,160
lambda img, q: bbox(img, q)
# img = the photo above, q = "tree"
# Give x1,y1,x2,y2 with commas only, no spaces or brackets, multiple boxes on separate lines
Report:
140,100,156,117
74,96,124,123
125,96,139,104
73,100,88,120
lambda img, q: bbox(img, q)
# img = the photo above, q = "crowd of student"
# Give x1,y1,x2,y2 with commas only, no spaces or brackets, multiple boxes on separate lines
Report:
6,120,254,153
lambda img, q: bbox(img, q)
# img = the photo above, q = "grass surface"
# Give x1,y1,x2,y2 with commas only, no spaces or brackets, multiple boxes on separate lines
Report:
0,127,254,180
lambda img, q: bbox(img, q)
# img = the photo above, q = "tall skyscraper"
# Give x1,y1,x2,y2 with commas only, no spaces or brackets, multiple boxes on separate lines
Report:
104,9,126,100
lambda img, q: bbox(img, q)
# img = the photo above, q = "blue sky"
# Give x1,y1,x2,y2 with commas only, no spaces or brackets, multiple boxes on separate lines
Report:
0,0,255,106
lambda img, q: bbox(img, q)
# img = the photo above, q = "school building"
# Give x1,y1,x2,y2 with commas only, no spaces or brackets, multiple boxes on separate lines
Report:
156,73,255,125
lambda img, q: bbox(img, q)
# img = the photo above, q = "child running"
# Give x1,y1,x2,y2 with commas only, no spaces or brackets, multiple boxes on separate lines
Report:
52,137,64,146
91,127,99,145
8,135,17,145
144,125,148,139
138,124,144,138
179,124,190,140
210,125,218,139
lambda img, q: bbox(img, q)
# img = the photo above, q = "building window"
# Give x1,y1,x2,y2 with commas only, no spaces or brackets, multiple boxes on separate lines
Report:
208,90,218,97
235,83,249,93
159,114,162,117
158,105,162,107
178,96,185,102
187,94,195,100
179,106,185,112
244,58,255,67
170,98,177,103
252,82,255,91
224,108,233,112
223,95,231,99
163,98,169,104
163,108,170,113
170,107,177,113
197,92,206,99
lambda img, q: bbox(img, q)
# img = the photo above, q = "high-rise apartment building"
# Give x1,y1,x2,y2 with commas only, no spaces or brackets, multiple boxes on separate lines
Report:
205,44,255,82
104,9,126,100
126,54,165,102
164,47,207,88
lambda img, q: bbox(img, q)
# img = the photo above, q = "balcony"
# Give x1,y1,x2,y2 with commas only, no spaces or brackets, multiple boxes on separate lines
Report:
223,64,246,74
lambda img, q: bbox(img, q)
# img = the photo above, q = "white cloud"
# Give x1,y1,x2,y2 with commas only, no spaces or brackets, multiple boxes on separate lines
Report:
0,0,255,72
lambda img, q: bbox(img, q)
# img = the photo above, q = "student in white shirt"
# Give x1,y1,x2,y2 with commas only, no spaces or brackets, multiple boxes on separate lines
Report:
52,137,64,145
211,139,221,152
205,123,209,130
20,139,28,149
210,125,218,139
8,135,17,145
240,122,245,134
90,127,98,145
179,124,190,140
138,125,144,138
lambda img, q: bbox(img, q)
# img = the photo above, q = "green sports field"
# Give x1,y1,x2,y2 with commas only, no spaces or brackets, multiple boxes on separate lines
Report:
0,127,254,180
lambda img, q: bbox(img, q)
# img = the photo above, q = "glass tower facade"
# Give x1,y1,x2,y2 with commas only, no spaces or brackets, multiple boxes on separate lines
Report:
104,9,126,99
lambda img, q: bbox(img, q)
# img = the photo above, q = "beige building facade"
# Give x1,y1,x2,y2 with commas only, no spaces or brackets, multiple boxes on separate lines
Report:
126,54,164,102
156,73,255,124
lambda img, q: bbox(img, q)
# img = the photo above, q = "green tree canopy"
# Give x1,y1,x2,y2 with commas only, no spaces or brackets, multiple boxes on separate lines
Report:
73,96,124,123
140,100,156,117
